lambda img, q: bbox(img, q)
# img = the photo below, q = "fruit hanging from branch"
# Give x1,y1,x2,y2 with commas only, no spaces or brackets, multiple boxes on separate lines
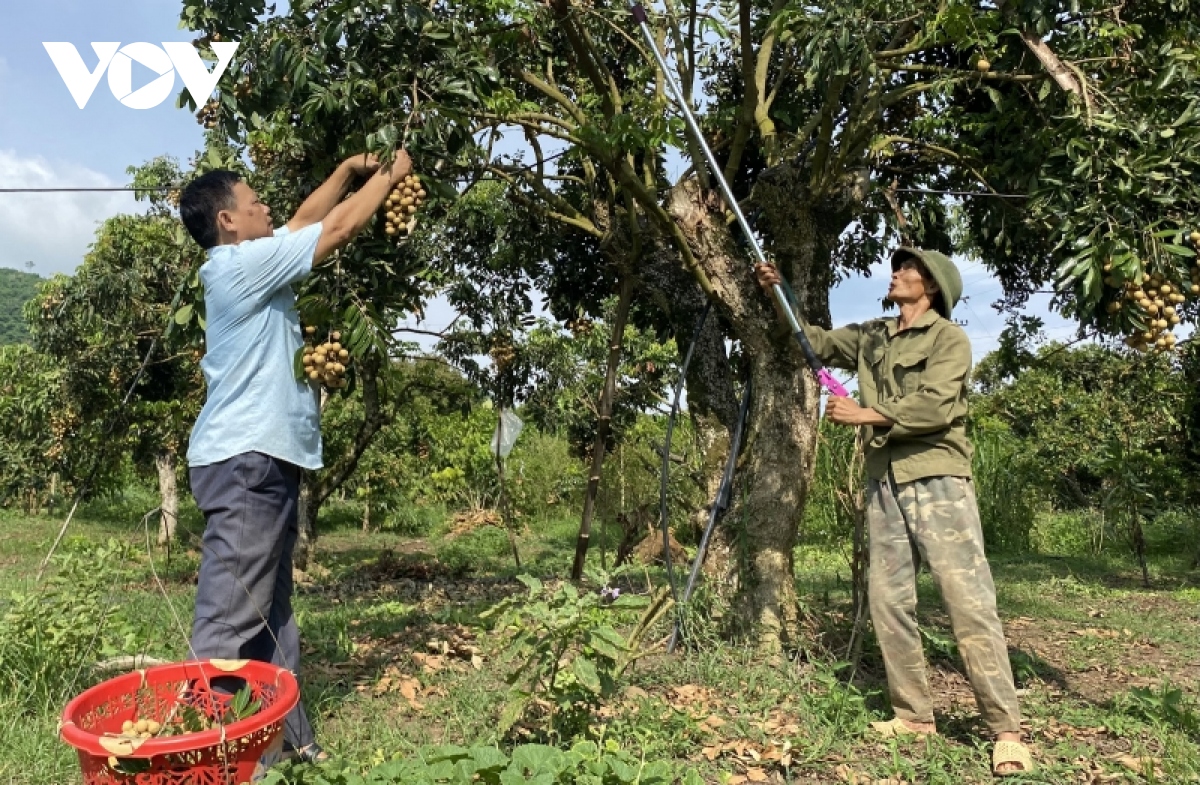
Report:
1110,267,1196,353
197,98,220,130
299,326,349,391
383,174,427,240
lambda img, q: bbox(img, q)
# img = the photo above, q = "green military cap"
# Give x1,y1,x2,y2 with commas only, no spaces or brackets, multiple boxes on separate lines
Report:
891,247,962,319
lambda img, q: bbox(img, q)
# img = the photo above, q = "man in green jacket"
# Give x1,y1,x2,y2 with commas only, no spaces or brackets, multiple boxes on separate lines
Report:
756,248,1033,776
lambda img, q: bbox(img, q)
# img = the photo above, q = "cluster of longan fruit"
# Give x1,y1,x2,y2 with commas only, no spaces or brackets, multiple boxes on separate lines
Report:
565,317,594,337
302,327,349,390
383,174,426,239
197,99,220,130
1109,265,1198,352
248,140,281,169
117,718,163,740
489,337,517,371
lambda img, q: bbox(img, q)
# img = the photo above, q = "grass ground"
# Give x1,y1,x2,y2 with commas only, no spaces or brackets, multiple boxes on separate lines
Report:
1,492,1198,784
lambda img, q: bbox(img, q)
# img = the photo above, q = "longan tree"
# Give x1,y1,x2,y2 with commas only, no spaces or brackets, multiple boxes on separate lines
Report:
26,170,205,543
175,0,505,563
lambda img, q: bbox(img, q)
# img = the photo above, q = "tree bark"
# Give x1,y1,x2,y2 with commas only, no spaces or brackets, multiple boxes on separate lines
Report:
296,474,315,571
571,272,635,580
155,447,179,546
663,169,855,652
588,164,860,652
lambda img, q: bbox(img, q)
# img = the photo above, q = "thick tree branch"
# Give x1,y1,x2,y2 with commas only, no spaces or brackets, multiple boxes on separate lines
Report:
722,0,760,182
751,0,788,164
808,75,847,192
519,69,588,126
549,0,622,118
996,0,1095,113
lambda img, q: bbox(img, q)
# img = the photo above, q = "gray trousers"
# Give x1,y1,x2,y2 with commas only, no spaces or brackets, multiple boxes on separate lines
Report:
189,451,315,749
867,471,1022,735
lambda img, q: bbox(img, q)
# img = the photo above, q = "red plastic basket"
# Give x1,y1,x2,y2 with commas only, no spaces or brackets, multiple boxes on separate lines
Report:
60,659,300,785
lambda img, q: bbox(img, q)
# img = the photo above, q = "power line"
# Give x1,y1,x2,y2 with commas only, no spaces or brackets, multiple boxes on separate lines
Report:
892,188,1022,198
0,186,181,193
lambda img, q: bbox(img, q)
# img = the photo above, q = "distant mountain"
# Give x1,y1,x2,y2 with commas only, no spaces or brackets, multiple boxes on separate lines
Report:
0,267,44,346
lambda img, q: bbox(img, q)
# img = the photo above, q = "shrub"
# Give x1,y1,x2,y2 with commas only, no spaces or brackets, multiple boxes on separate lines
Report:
0,539,141,712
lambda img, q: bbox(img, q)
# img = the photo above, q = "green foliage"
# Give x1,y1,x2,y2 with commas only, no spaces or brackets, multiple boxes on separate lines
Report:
261,740,680,785
973,338,1198,573
802,419,860,546
481,572,655,741
0,267,43,346
519,306,677,462
24,182,204,494
969,422,1044,552
973,341,1190,510
0,345,68,509
0,540,140,712
1117,684,1200,739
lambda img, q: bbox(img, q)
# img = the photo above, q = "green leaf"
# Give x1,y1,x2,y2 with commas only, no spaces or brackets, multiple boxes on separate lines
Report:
516,575,543,593
510,745,561,774
469,746,510,772
611,593,650,609
571,656,601,693
496,692,530,735
1162,244,1195,257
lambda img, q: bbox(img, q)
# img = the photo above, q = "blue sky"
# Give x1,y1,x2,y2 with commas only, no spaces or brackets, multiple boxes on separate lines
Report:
0,0,1079,362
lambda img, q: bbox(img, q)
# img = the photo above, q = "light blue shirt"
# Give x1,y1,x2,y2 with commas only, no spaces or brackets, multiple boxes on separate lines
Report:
187,224,324,470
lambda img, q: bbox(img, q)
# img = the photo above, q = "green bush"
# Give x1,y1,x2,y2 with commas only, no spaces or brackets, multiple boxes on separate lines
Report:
383,500,447,537
0,539,142,711
1030,510,1103,556
481,572,664,742
262,740,687,785
971,425,1044,552
435,526,514,575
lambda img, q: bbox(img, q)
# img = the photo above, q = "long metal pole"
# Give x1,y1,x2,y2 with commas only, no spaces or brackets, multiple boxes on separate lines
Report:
667,378,752,653
629,4,847,397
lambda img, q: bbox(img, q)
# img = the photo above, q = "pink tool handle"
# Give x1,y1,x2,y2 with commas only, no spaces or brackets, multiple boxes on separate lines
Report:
817,368,849,397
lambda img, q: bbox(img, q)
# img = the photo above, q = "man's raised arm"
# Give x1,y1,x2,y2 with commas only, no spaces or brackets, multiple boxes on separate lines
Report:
287,154,384,233
311,151,412,266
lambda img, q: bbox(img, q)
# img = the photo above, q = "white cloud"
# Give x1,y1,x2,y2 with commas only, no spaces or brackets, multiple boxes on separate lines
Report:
0,149,140,276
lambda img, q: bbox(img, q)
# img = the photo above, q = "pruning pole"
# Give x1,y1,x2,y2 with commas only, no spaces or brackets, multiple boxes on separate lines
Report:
629,4,848,398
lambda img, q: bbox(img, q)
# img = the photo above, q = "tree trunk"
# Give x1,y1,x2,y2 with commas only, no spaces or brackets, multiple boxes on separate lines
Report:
590,164,860,652
295,355,392,570
700,349,820,650
1132,510,1150,588
663,171,854,652
296,473,315,571
571,272,635,580
156,447,179,546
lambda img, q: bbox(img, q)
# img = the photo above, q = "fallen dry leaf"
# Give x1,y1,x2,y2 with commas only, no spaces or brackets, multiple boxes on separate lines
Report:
1112,754,1163,777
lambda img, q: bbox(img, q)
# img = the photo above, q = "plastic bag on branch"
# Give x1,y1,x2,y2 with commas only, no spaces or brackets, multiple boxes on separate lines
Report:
490,409,524,459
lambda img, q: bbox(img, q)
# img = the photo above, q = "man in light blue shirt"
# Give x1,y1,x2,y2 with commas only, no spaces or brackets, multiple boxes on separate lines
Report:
179,148,412,764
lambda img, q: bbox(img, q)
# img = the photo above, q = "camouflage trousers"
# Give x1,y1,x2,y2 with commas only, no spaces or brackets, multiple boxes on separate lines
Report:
867,471,1021,735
